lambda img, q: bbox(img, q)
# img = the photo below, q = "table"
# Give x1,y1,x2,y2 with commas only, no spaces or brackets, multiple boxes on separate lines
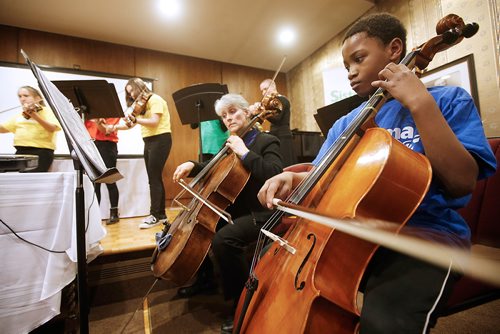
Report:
0,172,105,334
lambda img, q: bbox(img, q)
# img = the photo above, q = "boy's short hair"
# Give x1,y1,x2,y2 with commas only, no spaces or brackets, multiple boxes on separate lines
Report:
343,13,407,59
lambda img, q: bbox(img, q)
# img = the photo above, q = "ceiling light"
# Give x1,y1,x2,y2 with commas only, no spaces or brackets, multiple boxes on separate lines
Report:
278,28,296,46
158,0,182,18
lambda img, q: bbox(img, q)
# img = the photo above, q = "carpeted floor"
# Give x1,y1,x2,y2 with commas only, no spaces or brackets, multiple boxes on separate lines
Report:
89,276,232,334
87,272,500,334
432,298,500,333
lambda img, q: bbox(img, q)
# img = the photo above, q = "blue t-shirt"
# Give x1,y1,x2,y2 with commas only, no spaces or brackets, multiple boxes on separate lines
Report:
313,86,496,246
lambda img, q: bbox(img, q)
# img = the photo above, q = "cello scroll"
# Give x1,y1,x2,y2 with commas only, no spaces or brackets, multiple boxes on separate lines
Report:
413,14,478,73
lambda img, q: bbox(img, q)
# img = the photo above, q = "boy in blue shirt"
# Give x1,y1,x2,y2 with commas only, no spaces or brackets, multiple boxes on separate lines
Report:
257,13,496,333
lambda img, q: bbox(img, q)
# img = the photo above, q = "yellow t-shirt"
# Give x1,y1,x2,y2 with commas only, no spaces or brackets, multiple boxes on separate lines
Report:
1,106,61,150
138,94,171,138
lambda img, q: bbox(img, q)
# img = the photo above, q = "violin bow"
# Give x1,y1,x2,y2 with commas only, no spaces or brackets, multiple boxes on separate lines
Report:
261,55,287,98
272,199,500,287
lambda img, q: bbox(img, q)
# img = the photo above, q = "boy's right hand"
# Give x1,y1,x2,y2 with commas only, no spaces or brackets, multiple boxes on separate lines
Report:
173,162,195,182
257,172,297,209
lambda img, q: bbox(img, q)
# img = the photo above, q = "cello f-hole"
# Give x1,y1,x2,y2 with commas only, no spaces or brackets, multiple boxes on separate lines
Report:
295,233,316,291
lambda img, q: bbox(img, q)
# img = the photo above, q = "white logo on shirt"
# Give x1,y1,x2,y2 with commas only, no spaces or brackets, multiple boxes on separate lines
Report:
386,126,421,149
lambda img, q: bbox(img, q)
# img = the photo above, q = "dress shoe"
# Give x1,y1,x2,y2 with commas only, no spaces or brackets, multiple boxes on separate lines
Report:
221,317,234,334
177,280,218,298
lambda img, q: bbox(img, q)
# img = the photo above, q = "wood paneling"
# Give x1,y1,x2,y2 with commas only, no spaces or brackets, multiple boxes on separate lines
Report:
18,29,135,75
221,62,287,101
0,25,19,62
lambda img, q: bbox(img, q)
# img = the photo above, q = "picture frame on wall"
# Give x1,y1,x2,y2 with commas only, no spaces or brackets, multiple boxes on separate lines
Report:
420,54,480,114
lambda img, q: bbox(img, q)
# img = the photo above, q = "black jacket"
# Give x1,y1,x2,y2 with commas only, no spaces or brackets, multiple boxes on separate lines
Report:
190,131,283,221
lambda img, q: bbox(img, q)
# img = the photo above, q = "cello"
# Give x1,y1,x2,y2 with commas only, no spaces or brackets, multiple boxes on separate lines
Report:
234,14,479,333
151,94,283,285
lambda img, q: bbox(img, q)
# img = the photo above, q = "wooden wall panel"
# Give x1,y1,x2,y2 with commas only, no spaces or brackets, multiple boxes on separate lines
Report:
221,63,287,102
0,25,19,63
18,29,135,76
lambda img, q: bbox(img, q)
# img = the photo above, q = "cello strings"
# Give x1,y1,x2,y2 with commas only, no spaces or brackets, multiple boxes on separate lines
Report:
250,164,320,272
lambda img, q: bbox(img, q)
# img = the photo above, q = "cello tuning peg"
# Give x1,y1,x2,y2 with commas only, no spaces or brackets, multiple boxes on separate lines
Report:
442,29,460,44
463,23,479,38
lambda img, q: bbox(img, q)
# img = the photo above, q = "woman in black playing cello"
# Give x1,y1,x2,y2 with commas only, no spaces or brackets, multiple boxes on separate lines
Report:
172,93,283,333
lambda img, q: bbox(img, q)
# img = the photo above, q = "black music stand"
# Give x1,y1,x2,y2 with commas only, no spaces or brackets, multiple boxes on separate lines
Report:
22,50,123,334
314,94,367,136
52,80,124,120
173,83,228,161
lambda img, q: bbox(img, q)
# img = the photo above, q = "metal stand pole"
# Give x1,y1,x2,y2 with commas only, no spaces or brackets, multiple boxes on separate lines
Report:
75,161,89,334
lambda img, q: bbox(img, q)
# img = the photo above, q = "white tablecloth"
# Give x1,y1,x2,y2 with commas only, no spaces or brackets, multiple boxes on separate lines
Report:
0,172,105,334
51,158,150,219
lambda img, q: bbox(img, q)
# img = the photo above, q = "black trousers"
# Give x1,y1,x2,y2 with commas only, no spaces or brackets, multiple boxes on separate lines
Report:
143,133,172,218
359,247,460,334
94,140,119,207
211,213,265,304
15,146,54,172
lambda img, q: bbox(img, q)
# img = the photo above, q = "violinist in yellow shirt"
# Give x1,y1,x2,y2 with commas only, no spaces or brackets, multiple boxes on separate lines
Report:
0,86,61,172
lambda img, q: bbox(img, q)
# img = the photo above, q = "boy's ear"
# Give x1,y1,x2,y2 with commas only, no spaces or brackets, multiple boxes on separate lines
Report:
388,38,404,62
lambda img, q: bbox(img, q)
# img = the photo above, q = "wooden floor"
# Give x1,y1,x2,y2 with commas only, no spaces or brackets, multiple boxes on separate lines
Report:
99,207,182,255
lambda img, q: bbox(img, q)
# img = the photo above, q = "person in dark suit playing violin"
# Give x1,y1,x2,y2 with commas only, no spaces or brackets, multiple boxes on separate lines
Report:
257,13,496,333
251,79,296,167
173,93,283,334
0,86,61,172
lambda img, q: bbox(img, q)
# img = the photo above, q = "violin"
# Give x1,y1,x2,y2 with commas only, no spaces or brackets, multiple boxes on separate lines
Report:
124,90,153,127
132,91,153,116
234,14,479,334
22,103,43,120
253,93,283,114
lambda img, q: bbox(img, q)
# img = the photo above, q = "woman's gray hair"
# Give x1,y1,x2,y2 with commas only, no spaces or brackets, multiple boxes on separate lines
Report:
214,93,249,116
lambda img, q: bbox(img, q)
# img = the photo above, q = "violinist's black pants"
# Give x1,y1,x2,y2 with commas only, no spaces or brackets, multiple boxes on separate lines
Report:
94,140,119,207
359,248,460,334
212,214,264,306
15,146,54,172
143,133,172,218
